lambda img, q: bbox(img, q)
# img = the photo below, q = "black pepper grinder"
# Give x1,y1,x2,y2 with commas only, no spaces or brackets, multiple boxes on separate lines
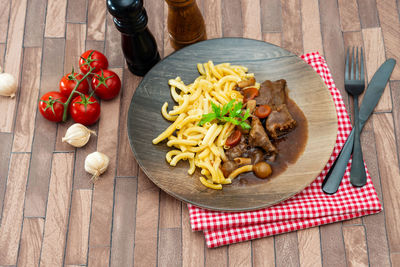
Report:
106,0,161,76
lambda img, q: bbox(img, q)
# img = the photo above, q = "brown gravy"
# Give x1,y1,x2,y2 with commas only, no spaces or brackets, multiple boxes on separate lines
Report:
235,98,308,185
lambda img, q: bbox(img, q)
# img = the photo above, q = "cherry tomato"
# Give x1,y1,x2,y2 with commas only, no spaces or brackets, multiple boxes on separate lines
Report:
91,69,121,100
79,50,108,74
242,87,259,103
59,71,89,98
69,94,101,126
38,91,67,122
255,105,272,118
225,129,242,147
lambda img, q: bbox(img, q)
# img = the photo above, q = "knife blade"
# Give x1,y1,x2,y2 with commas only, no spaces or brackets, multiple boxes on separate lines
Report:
322,58,396,194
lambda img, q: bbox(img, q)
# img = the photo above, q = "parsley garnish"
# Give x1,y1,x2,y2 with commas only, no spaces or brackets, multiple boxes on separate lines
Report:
199,100,251,130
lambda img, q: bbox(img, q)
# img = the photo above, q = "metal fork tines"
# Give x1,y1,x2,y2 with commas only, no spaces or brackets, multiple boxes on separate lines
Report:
345,47,367,187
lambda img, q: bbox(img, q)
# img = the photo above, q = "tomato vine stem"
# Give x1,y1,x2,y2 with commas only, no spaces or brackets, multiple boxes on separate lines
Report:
62,67,95,122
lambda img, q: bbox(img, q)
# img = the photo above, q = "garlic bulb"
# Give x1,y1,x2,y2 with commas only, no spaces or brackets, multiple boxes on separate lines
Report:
85,151,109,181
62,123,96,147
0,73,17,98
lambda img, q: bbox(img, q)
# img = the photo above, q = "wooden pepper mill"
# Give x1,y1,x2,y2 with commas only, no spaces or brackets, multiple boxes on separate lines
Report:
106,0,160,76
165,0,207,49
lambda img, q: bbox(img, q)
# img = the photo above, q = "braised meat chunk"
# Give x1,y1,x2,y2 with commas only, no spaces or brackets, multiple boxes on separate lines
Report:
266,104,296,139
225,135,248,160
255,79,287,107
249,117,277,154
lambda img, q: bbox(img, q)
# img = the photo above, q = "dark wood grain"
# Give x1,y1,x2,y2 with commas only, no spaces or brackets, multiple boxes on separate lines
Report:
23,0,46,47
357,0,380,29
66,0,87,23
281,0,303,55
222,0,243,37
260,0,282,32
320,223,347,267
0,132,12,222
110,178,137,267
127,38,337,211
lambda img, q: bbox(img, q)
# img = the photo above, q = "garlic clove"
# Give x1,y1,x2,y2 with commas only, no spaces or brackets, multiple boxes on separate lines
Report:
85,151,109,182
62,123,96,147
0,73,17,98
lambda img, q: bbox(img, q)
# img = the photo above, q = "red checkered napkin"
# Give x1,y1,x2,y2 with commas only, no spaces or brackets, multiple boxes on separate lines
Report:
187,52,382,248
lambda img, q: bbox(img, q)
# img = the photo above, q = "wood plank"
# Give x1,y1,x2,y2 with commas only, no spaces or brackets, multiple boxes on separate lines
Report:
87,0,106,41
357,0,380,29
65,189,93,265
110,178,137,267
362,27,392,112
361,118,390,266
342,225,369,267
44,0,67,38
133,169,160,266
88,69,122,248
0,0,10,43
67,0,88,23
203,0,222,39
12,47,42,152
376,0,400,80
23,0,46,47
88,246,110,267
117,70,139,177
301,0,323,54
158,228,182,267
0,132,12,221
39,153,74,267
55,23,87,152
297,228,322,267
391,253,400,267
221,0,242,37
275,232,300,267
86,40,105,52
105,13,125,68
263,33,282,46
372,113,400,252
163,1,174,57
392,81,400,157
320,223,347,267
17,218,44,267
159,192,181,229
319,0,347,105
0,0,27,132
24,38,65,217
260,0,282,32
252,237,275,267
0,43,5,65
241,0,262,40
228,242,252,267
182,205,204,267
205,246,228,267
144,0,164,60
0,153,30,265
337,0,361,31
281,0,303,55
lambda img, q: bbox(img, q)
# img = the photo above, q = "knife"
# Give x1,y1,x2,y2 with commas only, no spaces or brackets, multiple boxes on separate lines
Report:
322,58,396,194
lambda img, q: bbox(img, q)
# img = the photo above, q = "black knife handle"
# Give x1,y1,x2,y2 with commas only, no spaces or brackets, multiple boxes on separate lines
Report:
322,129,354,194
350,97,367,186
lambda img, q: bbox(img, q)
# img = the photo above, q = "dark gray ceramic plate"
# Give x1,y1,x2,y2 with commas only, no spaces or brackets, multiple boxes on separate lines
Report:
127,38,337,211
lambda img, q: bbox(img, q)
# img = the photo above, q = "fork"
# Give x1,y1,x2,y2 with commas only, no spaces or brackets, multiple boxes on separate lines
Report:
345,47,367,187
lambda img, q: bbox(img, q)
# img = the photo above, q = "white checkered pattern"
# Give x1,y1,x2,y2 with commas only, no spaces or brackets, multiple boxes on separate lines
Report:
187,52,382,248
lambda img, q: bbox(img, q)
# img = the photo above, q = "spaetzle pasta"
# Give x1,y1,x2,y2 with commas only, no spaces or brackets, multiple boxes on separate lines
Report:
152,61,255,190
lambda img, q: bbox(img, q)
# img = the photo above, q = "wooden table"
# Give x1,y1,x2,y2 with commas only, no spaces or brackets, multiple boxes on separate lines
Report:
0,0,399,266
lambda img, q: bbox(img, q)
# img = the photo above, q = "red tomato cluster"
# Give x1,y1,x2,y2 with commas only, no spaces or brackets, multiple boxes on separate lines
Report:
38,50,121,125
